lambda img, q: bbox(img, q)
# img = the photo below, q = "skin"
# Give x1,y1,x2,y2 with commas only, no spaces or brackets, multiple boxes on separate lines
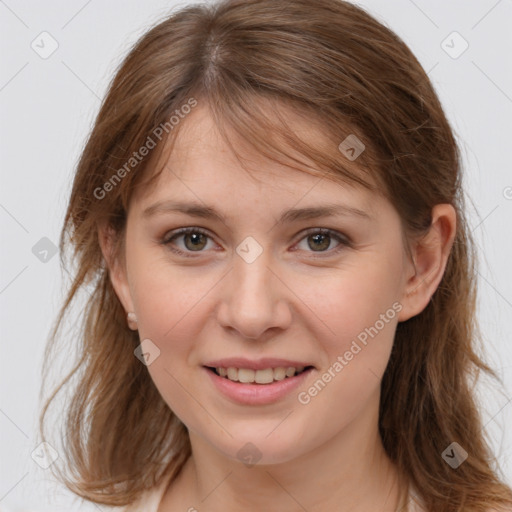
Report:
99,103,456,511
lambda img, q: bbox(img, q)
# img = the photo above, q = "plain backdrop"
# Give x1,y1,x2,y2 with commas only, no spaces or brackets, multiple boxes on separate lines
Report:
1,0,511,510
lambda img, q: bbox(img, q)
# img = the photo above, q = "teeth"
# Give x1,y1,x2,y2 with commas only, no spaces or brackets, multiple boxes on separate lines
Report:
285,366,296,377
255,368,274,384
215,366,308,383
238,368,255,383
273,367,286,381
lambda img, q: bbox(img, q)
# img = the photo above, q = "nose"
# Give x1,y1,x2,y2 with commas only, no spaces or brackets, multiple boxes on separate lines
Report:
216,245,292,341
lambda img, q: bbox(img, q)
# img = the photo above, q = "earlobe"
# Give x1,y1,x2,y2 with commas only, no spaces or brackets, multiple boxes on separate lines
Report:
126,312,138,330
397,204,457,322
97,222,135,316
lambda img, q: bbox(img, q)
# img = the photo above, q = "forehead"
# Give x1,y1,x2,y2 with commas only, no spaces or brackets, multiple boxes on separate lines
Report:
130,103,380,218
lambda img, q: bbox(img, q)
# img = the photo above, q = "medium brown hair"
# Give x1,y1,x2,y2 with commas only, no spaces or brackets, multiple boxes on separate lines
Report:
39,0,512,510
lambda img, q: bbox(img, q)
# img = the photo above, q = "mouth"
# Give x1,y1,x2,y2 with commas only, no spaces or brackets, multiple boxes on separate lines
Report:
204,365,315,384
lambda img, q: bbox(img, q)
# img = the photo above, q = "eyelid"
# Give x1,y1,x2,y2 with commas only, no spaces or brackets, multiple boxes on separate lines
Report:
160,226,351,257
297,227,351,246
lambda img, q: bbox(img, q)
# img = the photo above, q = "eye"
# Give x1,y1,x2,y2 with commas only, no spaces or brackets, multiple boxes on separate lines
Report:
160,227,351,258
161,227,215,256
293,228,351,256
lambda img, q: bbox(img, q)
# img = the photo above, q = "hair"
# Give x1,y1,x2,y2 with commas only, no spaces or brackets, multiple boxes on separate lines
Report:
39,0,512,510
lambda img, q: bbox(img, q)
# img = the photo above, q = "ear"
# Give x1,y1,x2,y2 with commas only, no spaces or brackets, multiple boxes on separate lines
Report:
97,221,135,315
397,204,457,323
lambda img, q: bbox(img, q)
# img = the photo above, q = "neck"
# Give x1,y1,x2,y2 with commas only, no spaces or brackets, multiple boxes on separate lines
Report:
162,392,405,512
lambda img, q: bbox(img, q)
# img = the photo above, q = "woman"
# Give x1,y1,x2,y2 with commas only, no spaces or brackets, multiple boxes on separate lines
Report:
39,0,512,510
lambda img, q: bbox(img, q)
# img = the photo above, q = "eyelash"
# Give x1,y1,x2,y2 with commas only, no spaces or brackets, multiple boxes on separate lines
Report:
160,226,351,258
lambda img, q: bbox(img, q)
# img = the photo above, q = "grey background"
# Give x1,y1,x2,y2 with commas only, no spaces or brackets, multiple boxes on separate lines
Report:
1,0,511,510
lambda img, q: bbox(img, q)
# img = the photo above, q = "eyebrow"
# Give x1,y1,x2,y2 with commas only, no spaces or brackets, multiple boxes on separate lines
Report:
142,200,372,224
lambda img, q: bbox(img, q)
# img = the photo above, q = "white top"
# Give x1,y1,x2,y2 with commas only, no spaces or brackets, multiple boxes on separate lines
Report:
407,486,426,511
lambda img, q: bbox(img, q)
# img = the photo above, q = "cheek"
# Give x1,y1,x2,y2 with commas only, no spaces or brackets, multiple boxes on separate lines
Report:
131,264,207,421
295,277,399,430
129,250,213,343
296,258,401,356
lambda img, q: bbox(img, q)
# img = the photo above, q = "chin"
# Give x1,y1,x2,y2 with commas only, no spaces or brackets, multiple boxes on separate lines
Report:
208,430,308,467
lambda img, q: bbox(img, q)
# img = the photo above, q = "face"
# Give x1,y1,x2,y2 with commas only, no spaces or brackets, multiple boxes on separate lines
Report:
108,104,414,466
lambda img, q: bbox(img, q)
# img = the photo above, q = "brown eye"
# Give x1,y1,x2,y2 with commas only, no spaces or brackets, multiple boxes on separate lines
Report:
162,227,214,256
307,232,332,251
295,228,351,256
182,232,208,251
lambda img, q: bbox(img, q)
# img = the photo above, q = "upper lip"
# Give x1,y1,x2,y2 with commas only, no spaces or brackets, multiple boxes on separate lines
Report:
203,357,315,371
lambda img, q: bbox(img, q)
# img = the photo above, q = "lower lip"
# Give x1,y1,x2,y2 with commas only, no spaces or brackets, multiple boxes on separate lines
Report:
203,367,314,405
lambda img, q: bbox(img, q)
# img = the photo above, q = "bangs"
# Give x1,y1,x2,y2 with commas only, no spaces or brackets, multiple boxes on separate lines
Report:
129,88,386,211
